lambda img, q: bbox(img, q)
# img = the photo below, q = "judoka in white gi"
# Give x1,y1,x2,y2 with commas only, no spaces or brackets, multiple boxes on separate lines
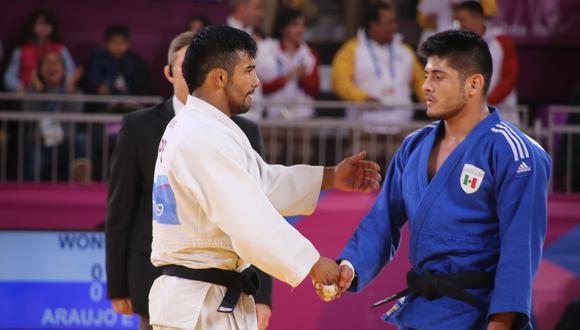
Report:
148,25,381,330
321,30,551,330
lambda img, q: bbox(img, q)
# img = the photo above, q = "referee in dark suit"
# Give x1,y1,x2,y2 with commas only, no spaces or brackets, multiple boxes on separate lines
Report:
105,31,272,330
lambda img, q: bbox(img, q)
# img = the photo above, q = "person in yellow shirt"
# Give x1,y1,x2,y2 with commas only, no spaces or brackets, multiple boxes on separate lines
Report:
332,3,424,133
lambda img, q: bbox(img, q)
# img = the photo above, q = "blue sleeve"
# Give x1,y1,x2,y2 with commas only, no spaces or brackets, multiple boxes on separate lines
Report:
487,143,551,326
60,47,76,79
85,52,107,92
3,48,22,91
339,148,408,292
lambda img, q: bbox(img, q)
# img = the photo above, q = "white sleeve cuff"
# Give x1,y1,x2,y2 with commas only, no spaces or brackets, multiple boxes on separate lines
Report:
339,259,356,276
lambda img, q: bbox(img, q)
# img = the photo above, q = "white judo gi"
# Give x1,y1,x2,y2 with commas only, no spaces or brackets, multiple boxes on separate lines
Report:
149,95,323,330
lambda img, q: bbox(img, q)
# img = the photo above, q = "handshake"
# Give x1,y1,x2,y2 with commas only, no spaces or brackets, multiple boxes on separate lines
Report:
308,257,355,302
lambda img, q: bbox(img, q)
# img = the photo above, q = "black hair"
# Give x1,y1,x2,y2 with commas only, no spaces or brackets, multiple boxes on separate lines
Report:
419,29,493,94
363,3,394,31
454,1,485,17
272,7,304,40
182,25,257,94
105,24,130,41
19,8,63,44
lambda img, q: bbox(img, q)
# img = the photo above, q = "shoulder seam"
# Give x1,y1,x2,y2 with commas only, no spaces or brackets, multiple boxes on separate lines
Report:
406,122,437,139
490,122,530,161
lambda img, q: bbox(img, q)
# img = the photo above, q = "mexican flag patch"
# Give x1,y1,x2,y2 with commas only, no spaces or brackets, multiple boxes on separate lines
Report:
460,164,485,194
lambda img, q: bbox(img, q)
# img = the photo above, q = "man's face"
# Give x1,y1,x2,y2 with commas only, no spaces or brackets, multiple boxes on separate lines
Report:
224,52,260,115
169,47,189,103
368,9,398,44
423,56,468,120
453,9,484,36
242,0,264,28
106,35,130,59
40,51,65,87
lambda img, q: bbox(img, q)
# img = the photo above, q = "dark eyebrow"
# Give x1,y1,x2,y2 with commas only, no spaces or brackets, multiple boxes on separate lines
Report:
425,69,447,75
246,64,256,71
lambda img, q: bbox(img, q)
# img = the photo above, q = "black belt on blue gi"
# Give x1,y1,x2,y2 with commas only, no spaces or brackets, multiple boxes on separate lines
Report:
372,270,495,309
161,265,260,313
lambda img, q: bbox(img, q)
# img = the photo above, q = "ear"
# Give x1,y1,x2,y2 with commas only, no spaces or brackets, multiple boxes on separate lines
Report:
467,73,485,97
211,68,229,89
163,65,174,84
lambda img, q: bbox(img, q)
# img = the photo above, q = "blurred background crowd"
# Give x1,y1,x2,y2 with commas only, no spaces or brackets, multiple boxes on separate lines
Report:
0,0,579,191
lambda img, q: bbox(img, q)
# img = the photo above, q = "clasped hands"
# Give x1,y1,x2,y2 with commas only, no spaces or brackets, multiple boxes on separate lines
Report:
309,257,355,302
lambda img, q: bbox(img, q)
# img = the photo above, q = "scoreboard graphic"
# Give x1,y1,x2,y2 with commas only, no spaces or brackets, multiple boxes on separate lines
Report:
0,231,138,329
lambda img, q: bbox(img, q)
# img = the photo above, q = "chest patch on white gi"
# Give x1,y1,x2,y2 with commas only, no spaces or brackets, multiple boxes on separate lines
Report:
460,164,485,194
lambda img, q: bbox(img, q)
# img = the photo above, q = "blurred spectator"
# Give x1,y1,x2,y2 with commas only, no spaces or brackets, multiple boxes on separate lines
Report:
417,0,496,45
226,0,265,39
188,15,211,34
85,24,149,96
256,7,320,164
3,8,75,93
261,0,319,37
257,7,320,120
22,50,89,181
453,1,519,124
27,51,83,96
84,24,149,181
332,3,424,132
341,0,385,40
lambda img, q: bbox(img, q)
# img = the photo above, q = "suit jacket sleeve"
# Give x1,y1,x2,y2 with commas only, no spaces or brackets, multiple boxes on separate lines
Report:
105,114,141,299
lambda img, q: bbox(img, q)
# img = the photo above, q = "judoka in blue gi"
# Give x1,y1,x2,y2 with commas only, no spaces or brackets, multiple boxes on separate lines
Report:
319,30,552,330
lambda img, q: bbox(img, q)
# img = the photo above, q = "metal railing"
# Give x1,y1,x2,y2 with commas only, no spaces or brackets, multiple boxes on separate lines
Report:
0,92,163,105
0,112,122,182
544,105,580,193
0,95,542,187
0,93,162,183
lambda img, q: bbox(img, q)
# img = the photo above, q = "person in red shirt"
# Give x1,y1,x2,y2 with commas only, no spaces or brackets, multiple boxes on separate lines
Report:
3,8,76,93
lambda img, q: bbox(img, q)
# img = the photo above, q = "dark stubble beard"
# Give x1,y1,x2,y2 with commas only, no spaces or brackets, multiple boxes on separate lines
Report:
431,85,468,121
225,82,251,115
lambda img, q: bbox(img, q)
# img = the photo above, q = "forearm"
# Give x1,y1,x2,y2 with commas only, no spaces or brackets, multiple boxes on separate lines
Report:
321,166,335,191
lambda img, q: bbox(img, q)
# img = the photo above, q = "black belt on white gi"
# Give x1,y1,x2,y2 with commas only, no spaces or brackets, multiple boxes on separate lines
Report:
161,265,260,313
372,270,495,308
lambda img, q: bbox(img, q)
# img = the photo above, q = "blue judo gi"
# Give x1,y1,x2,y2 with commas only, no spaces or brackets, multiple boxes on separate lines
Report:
340,108,551,329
